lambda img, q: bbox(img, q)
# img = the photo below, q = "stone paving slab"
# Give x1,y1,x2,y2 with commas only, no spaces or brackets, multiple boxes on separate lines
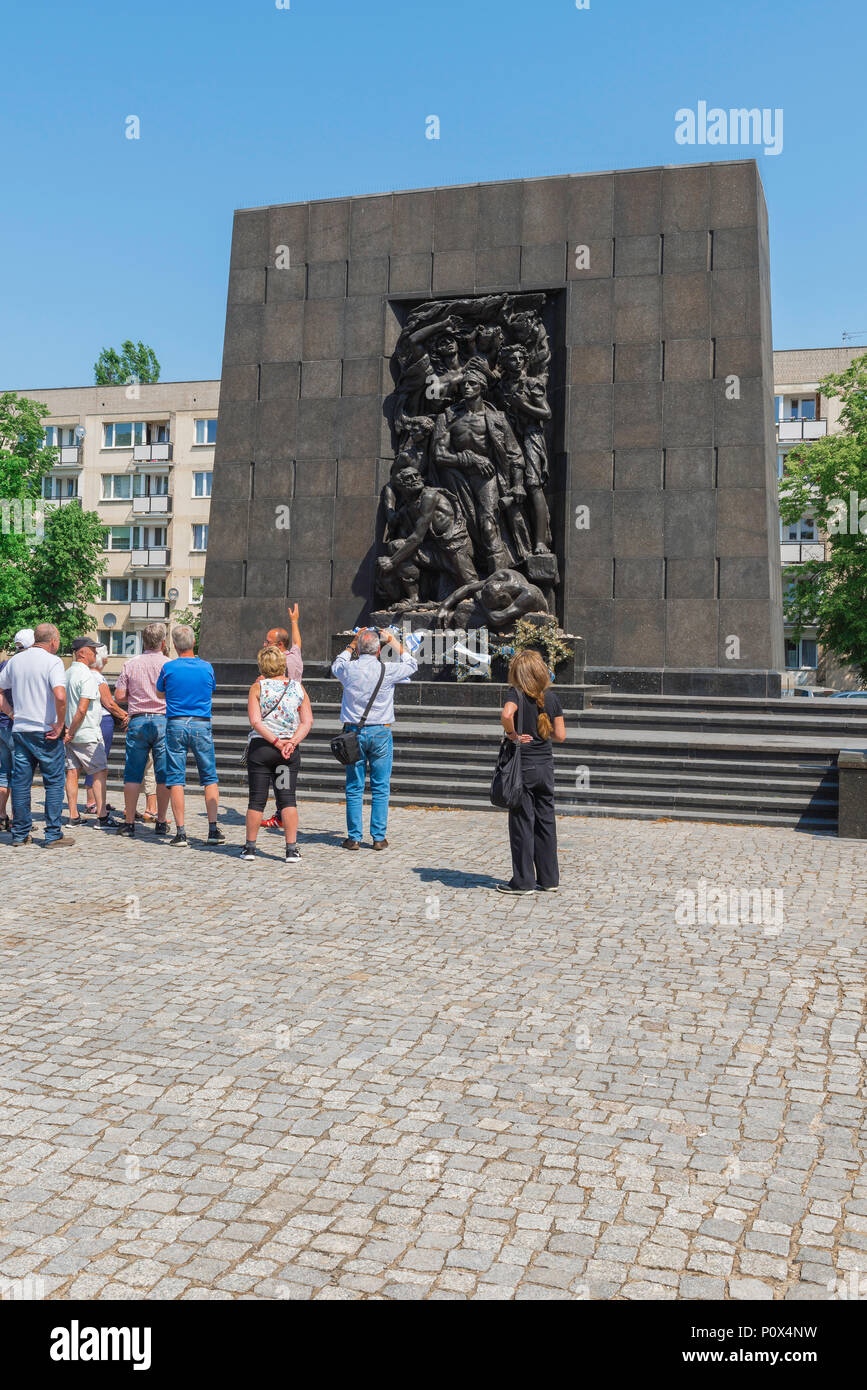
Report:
0,797,865,1302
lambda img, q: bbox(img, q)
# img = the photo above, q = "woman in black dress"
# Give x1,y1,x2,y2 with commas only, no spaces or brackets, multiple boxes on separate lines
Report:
497,649,566,895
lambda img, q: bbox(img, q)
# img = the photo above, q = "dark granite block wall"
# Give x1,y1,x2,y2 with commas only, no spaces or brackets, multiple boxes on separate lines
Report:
202,162,783,670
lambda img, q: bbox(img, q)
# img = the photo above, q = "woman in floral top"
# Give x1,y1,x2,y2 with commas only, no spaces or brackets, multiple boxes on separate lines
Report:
241,645,313,862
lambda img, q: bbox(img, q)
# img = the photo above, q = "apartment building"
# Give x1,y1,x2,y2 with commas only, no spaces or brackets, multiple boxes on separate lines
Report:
774,344,865,689
12,379,219,672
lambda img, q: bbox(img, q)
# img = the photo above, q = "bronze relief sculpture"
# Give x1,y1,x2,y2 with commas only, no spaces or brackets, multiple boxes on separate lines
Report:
376,292,559,630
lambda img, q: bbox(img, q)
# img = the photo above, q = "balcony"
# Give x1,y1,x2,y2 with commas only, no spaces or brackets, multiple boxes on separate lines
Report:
131,495,171,516
57,446,81,466
777,418,828,442
129,548,170,569
133,443,173,463
129,600,169,620
781,541,825,564
43,495,81,509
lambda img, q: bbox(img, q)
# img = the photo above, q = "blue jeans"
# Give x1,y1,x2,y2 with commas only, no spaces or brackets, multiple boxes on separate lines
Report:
344,725,393,842
11,729,67,843
0,724,12,790
165,717,218,787
124,713,167,784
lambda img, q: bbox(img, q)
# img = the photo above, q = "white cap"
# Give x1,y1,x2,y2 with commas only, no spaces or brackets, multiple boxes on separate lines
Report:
13,628,35,649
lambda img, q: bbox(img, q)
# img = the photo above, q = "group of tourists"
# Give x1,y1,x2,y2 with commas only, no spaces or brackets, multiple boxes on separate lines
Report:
0,605,565,891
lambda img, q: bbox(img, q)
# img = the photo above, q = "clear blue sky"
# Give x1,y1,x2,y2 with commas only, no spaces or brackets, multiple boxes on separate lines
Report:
2,0,865,387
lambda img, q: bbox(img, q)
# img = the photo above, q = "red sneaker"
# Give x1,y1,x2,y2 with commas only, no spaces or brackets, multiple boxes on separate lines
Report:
262,814,281,829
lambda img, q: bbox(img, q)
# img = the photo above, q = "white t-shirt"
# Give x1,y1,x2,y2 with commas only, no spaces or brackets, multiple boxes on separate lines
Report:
65,662,104,745
0,646,67,733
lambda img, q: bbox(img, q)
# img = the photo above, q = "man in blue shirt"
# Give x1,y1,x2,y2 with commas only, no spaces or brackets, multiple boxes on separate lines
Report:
156,624,224,847
331,627,418,850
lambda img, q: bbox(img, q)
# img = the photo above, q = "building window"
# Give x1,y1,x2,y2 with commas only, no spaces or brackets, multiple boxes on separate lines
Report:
192,524,209,551
104,422,146,449
102,473,133,499
190,576,204,605
45,426,77,448
98,628,140,656
132,525,167,549
777,451,787,479
193,471,213,498
194,418,217,445
133,473,169,497
783,396,817,422
785,638,818,670
774,396,783,423
42,474,80,500
101,577,131,602
103,526,132,551
783,517,817,543
103,421,169,449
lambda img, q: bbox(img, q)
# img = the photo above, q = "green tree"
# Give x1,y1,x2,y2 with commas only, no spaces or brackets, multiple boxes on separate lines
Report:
94,340,160,386
170,606,201,648
779,353,867,682
0,392,56,649
25,505,107,650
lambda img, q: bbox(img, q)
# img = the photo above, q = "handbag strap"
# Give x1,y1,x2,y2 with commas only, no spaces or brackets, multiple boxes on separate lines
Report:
357,661,386,730
259,679,293,724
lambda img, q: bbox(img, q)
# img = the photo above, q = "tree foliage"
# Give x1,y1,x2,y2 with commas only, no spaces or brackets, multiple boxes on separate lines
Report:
170,606,201,649
27,505,107,650
0,392,106,651
779,354,867,682
94,340,161,386
0,392,56,648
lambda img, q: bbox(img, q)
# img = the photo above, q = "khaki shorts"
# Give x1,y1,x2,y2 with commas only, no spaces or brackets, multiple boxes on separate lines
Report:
65,739,107,774
142,752,156,796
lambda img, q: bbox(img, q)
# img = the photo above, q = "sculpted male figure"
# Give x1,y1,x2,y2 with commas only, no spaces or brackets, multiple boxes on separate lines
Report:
435,567,550,631
376,466,479,606
432,366,525,571
392,313,464,427
498,342,553,554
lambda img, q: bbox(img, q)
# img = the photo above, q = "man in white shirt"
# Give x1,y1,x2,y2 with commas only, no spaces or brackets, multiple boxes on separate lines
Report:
331,627,418,850
64,636,113,826
0,622,72,847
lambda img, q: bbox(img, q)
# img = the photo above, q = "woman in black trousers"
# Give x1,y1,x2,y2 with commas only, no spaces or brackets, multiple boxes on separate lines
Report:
497,649,566,895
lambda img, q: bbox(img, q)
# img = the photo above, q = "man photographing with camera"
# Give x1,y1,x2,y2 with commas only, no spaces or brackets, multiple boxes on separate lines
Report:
331,627,418,851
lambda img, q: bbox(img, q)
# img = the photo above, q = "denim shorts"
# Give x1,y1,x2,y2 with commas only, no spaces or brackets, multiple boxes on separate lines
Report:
124,712,167,785
165,717,218,787
0,724,12,789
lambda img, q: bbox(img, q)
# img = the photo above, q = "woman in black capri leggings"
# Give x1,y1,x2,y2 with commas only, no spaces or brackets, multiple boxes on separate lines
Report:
241,645,313,862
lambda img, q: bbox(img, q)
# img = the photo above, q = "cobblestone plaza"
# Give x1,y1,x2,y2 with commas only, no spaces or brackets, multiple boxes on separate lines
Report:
1,801,865,1301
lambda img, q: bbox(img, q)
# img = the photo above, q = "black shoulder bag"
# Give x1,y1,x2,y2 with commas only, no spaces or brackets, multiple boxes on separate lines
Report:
490,692,525,809
331,661,386,766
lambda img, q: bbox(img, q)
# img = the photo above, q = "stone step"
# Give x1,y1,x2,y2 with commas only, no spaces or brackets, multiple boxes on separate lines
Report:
104,770,834,831
104,695,850,830
107,752,835,815
209,681,609,712
205,692,867,739
588,691,867,717
579,706,867,735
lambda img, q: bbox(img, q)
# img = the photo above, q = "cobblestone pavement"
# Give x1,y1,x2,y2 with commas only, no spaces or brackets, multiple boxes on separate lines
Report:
1,797,865,1302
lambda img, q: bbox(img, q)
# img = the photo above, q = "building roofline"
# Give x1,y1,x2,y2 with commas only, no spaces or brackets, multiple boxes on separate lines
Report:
5,379,220,394
234,158,762,214
773,345,867,354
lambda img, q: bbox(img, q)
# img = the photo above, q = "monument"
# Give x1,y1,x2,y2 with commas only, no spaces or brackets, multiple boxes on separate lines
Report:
201,160,784,693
